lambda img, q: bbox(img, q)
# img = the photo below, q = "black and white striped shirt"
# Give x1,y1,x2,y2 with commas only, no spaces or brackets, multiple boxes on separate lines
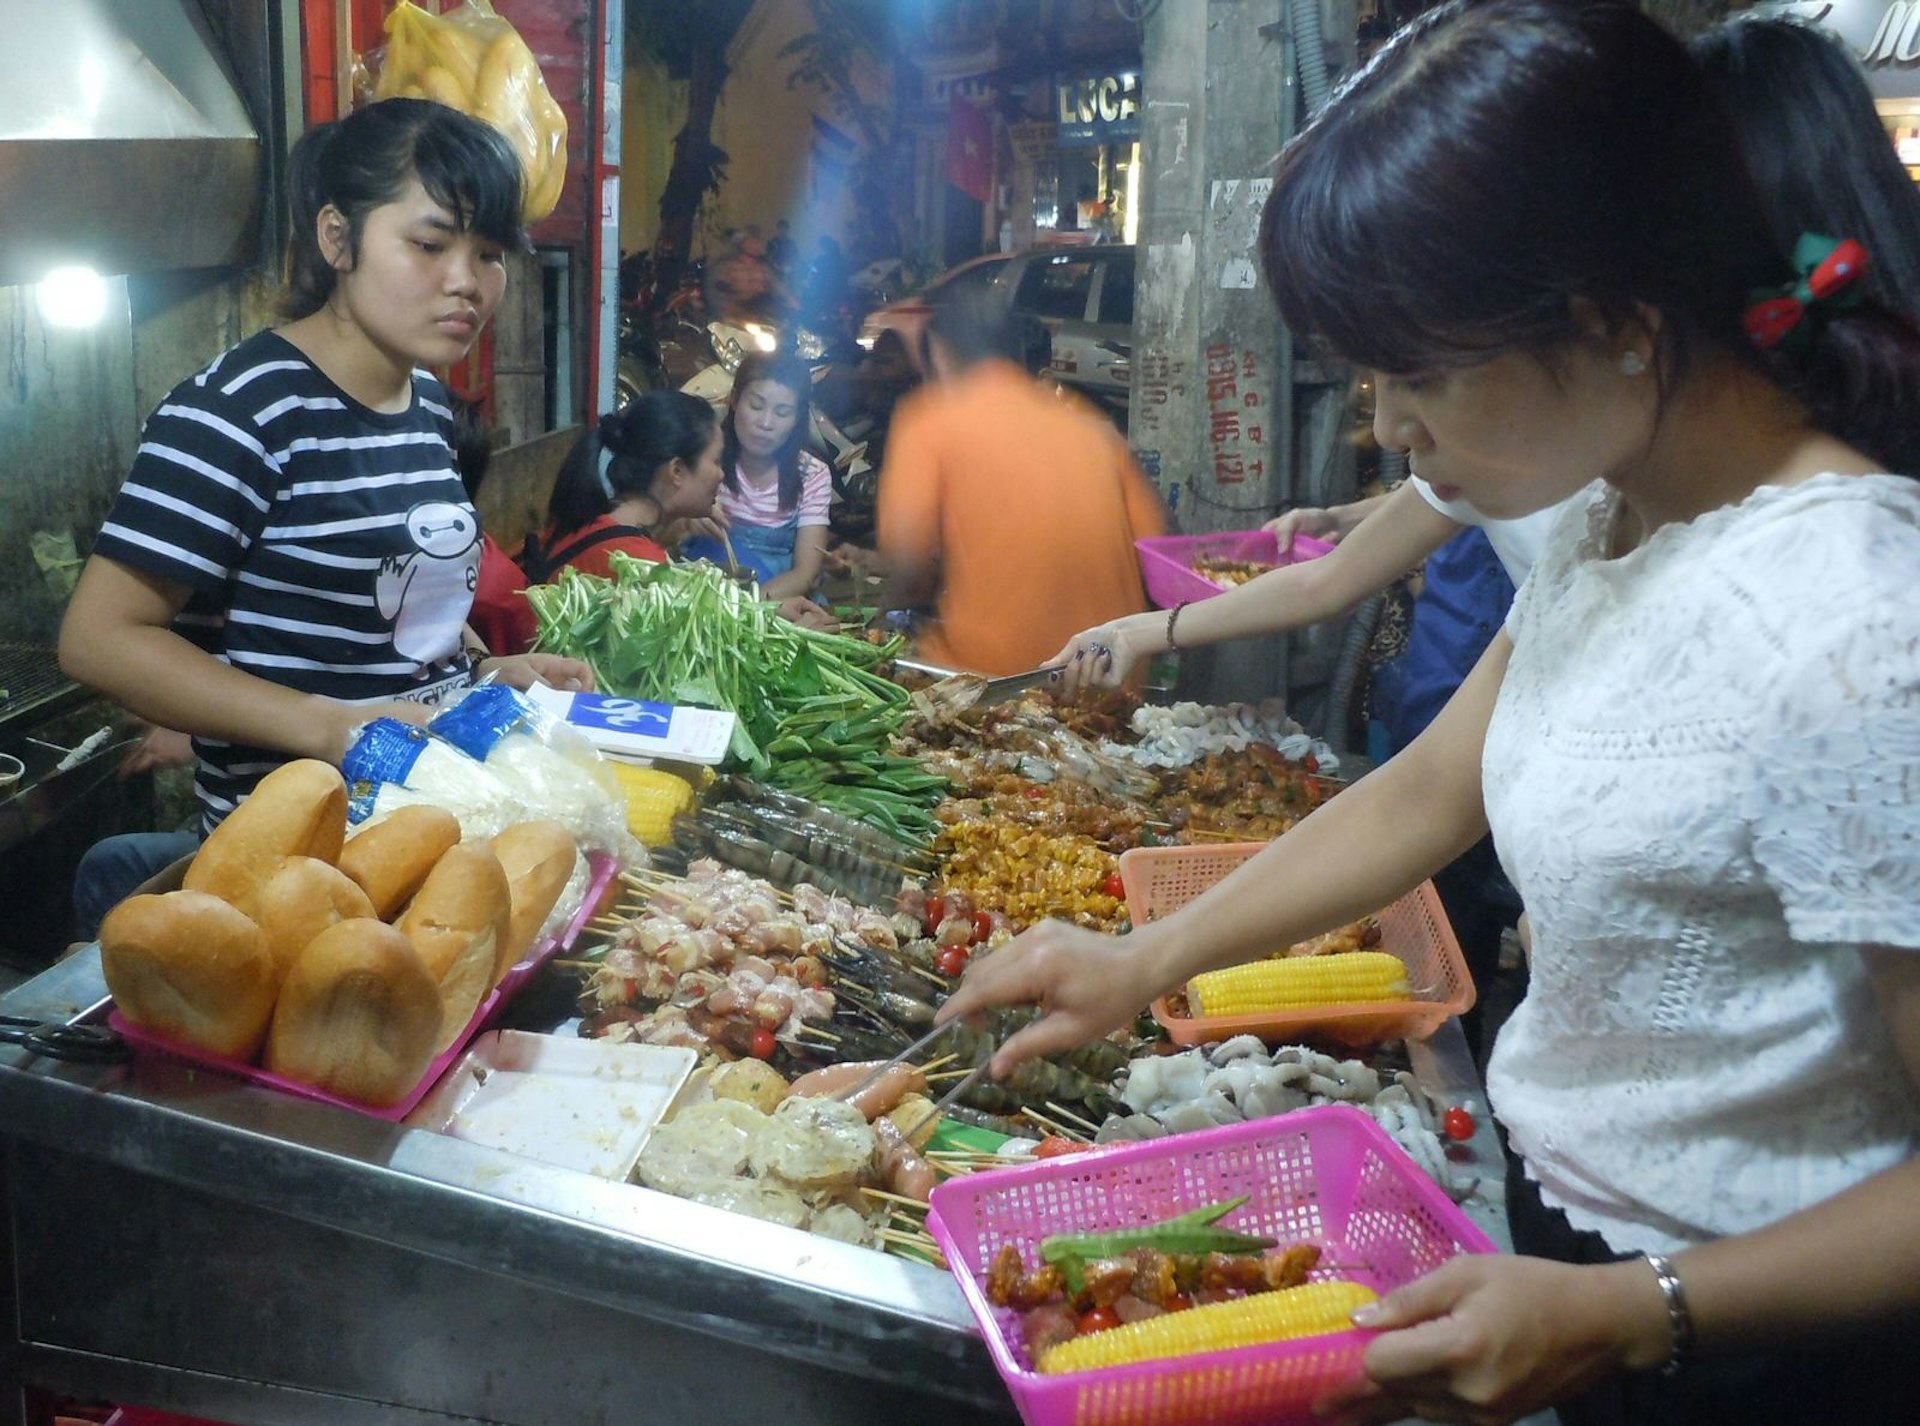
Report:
93,331,482,826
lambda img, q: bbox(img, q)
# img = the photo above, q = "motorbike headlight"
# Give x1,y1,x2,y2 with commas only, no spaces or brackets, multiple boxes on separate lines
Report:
746,323,777,352
794,328,827,361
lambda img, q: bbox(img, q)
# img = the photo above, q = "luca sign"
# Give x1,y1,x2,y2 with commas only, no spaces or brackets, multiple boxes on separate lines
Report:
1771,1,1920,95
1057,70,1140,147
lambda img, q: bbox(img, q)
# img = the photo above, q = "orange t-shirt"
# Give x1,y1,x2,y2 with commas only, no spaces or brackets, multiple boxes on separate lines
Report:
877,361,1166,675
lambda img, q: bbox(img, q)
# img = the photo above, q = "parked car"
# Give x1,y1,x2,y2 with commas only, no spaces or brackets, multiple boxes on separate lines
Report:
857,246,1135,417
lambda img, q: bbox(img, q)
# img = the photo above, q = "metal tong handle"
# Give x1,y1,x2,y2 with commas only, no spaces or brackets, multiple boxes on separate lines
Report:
897,1059,991,1146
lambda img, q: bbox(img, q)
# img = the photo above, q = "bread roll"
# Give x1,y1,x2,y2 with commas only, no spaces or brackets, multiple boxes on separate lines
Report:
338,805,462,919
266,919,443,1106
256,856,377,977
100,890,278,1061
397,843,511,1052
489,819,578,978
183,759,348,919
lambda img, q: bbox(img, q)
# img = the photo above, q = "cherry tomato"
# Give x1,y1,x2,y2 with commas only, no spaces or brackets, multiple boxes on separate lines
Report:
1075,1306,1121,1336
1100,873,1126,900
923,893,949,936
1034,1136,1083,1159
1304,753,1320,772
970,909,994,943
1442,1106,1476,1142
1162,1293,1193,1313
934,945,971,978
749,1026,776,1060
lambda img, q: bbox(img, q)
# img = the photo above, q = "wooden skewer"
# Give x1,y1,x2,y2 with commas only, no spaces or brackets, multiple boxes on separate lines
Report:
1018,1106,1087,1142
549,959,602,973
923,1067,975,1082
790,1022,842,1042
917,1052,958,1074
904,962,950,988
1045,1100,1105,1135
859,1186,933,1211
877,1227,939,1249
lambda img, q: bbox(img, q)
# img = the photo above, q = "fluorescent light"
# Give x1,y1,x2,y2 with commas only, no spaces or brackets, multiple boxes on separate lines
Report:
37,266,109,328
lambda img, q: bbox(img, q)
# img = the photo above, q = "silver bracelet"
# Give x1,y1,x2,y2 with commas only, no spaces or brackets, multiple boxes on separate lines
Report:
1641,1252,1694,1377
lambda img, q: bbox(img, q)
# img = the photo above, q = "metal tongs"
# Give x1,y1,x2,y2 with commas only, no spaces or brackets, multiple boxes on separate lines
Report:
835,1017,995,1141
892,658,1062,708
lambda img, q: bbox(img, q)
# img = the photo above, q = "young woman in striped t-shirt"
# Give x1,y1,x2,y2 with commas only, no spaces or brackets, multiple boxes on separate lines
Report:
60,99,589,934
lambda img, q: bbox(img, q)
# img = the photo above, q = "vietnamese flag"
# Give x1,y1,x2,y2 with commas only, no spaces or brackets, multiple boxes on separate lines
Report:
945,94,993,202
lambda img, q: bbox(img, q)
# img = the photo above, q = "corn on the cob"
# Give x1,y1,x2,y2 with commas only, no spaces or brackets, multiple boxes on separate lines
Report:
1188,950,1409,1017
1036,1279,1378,1374
609,763,695,846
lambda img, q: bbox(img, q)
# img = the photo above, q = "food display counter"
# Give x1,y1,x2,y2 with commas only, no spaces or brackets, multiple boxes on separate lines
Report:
0,950,1017,1426
0,948,1512,1426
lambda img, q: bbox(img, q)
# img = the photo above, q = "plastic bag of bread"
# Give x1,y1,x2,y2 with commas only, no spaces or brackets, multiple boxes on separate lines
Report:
369,0,568,222
342,717,521,841
429,684,630,857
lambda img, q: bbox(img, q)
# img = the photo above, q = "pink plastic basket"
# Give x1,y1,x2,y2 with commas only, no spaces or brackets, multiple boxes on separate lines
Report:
109,852,617,1122
927,1104,1496,1426
1119,843,1474,1047
1136,529,1333,610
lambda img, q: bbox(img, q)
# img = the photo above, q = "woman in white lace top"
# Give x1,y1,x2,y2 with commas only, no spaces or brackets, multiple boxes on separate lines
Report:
939,3,1920,1422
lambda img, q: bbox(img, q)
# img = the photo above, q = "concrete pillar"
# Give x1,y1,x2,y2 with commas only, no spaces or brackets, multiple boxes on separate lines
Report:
1129,0,1358,727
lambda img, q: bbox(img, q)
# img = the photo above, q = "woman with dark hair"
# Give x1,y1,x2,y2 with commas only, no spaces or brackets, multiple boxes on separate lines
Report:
679,350,834,597
1692,15,1920,325
520,390,725,579
61,99,589,936
941,3,1920,1421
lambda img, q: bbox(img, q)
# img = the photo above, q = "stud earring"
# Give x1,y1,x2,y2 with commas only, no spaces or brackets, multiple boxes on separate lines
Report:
1621,352,1648,376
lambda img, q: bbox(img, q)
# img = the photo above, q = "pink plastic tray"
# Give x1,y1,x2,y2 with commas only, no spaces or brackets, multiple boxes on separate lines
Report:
1136,528,1334,610
109,852,617,1122
927,1104,1496,1426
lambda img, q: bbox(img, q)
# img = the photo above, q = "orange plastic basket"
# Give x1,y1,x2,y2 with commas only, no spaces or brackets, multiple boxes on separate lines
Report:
1118,843,1473,1046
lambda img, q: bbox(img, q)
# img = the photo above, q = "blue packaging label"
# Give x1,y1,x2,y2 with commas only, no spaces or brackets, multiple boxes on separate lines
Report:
341,718,434,823
429,683,534,762
557,693,676,738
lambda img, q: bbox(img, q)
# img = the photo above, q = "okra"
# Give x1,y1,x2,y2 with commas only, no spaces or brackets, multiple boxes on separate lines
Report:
1038,1197,1277,1267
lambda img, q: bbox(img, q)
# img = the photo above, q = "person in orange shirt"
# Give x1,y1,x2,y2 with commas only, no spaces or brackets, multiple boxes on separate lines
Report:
876,292,1166,675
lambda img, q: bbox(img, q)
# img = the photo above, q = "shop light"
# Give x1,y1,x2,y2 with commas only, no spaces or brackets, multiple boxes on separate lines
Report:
37,266,109,328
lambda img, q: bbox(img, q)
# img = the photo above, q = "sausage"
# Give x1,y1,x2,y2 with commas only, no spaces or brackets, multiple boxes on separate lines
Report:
872,1116,938,1202
785,1060,928,1119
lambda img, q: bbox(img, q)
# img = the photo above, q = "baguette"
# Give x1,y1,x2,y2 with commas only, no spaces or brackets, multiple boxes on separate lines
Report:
338,804,462,919
100,890,278,1060
265,919,443,1106
397,843,511,1052
256,856,377,978
183,760,348,919
489,819,578,978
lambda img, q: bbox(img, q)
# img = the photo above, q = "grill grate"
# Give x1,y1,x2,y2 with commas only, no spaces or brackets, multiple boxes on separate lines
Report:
0,642,82,741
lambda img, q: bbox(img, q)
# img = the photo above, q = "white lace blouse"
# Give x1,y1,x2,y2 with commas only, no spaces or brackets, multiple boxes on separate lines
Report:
1483,474,1920,1256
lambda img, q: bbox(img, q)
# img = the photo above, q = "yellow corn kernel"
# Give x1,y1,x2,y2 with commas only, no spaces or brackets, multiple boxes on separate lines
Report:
1036,1279,1378,1375
608,763,694,846
1188,951,1409,1017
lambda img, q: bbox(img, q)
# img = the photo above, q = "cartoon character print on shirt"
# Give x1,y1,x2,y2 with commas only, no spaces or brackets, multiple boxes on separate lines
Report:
375,500,482,669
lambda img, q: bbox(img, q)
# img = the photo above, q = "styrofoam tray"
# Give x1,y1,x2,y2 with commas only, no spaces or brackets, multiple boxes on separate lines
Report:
405,1030,696,1178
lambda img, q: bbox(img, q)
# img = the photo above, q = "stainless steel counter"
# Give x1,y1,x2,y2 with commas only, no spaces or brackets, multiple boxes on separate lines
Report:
0,951,1016,1426
0,952,1521,1426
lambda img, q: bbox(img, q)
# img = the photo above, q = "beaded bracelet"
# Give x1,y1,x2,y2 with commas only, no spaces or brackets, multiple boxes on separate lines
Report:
1641,1252,1694,1377
1166,601,1190,654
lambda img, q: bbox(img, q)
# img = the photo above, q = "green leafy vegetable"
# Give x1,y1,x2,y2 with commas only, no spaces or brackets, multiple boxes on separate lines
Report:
525,557,946,841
